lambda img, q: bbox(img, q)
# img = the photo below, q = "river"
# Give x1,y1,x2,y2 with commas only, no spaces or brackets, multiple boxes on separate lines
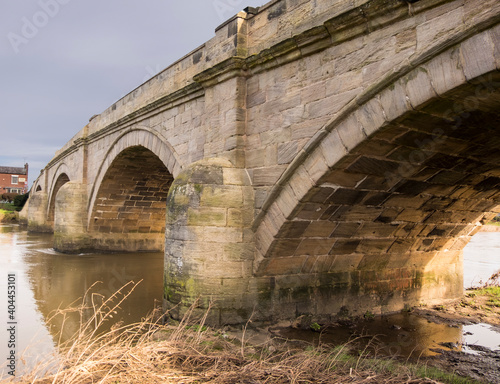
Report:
0,225,499,380
0,224,163,379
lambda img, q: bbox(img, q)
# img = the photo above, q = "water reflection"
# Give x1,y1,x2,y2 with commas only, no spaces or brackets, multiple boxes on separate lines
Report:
0,226,163,380
24,244,164,344
278,313,500,359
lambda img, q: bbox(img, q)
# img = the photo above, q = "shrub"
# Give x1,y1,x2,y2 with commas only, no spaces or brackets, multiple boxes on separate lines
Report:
13,192,29,211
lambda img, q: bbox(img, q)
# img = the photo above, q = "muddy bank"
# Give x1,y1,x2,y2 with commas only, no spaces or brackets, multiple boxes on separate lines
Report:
0,210,18,223
414,303,500,384
265,285,500,384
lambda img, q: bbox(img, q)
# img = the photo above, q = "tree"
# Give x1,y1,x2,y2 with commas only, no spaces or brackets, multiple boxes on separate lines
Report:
13,193,29,211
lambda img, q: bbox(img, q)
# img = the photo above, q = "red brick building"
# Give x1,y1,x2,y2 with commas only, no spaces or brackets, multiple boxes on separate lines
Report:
0,164,29,195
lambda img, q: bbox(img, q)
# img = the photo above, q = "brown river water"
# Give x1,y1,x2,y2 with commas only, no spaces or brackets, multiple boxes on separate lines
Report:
1,225,499,380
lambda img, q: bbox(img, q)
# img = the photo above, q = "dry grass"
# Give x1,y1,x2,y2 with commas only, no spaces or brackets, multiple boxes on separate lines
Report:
5,283,452,384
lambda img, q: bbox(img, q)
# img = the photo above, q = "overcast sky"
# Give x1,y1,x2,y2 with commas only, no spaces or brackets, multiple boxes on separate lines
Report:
0,0,265,187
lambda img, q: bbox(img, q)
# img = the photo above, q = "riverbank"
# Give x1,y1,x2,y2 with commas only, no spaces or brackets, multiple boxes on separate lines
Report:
410,271,500,384
3,294,492,384
480,223,500,232
4,315,479,384
0,209,18,223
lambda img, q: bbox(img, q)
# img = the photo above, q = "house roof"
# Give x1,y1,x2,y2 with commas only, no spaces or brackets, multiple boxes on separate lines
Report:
0,166,27,175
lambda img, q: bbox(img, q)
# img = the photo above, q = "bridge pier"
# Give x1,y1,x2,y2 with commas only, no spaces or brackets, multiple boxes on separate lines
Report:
163,159,257,324
27,192,52,232
53,181,90,253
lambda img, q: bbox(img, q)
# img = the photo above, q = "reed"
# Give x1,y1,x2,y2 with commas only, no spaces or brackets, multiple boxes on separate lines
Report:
3,282,478,384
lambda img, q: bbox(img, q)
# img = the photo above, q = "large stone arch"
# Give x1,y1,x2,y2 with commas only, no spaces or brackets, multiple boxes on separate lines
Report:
87,129,179,251
252,25,500,318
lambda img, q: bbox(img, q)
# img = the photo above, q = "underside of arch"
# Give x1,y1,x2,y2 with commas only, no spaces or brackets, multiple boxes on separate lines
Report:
254,68,500,317
89,146,173,251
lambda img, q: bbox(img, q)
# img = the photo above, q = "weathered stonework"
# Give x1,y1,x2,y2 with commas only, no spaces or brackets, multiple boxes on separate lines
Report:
54,181,90,253
29,0,500,324
164,158,255,324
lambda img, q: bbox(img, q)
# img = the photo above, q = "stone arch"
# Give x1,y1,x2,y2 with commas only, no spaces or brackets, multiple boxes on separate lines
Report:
47,171,71,228
87,127,181,222
88,143,175,252
252,25,500,316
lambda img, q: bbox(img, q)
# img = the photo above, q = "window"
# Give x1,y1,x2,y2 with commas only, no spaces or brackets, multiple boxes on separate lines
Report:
11,175,18,184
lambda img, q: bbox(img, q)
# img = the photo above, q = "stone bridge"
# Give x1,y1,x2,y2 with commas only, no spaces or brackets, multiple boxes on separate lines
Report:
27,0,500,324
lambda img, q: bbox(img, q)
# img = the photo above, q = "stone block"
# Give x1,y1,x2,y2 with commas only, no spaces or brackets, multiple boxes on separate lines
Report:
296,203,331,220
267,202,286,232
329,239,360,255
490,24,500,70
460,32,497,81
307,88,359,118
357,222,399,237
200,186,243,208
319,170,365,188
252,165,287,186
316,255,339,274
346,155,400,177
278,141,299,165
378,80,410,122
201,227,243,243
336,114,366,152
303,152,329,182
326,188,368,206
289,165,315,201
329,254,363,272
277,220,309,238
416,7,463,53
227,208,253,227
404,68,438,109
303,221,337,237
255,223,274,255
187,207,226,227
295,238,336,256
346,206,384,221
396,208,429,223
224,243,254,261
330,222,360,238
301,82,326,104
424,47,466,96
387,239,414,255
264,255,308,275
275,184,301,219
319,130,348,168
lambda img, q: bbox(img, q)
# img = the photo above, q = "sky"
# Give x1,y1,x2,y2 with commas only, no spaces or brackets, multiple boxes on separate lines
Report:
0,0,266,188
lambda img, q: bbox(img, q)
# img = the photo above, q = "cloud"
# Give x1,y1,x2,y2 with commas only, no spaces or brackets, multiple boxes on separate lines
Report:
0,0,266,188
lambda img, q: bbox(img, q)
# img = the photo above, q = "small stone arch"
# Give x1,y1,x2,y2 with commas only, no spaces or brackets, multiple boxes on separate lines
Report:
87,128,179,251
47,171,71,227
87,127,181,225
